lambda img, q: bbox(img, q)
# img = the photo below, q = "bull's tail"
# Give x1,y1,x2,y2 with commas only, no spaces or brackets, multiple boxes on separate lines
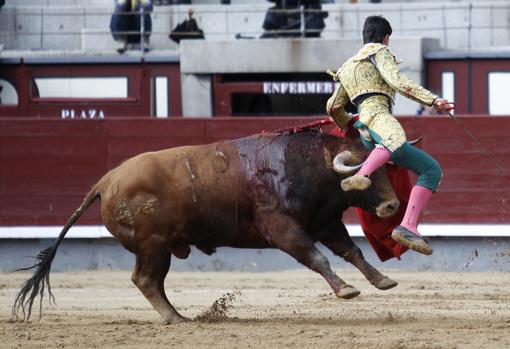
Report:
12,188,101,321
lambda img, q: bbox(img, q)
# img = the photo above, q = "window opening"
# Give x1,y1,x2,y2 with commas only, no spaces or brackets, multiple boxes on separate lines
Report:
33,77,128,99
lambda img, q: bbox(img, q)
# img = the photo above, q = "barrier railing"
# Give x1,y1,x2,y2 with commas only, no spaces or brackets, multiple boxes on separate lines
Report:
0,3,509,52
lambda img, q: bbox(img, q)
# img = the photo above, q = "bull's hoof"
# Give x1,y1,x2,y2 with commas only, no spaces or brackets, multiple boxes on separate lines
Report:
341,175,371,192
163,315,191,325
374,276,398,290
336,285,361,299
391,226,433,255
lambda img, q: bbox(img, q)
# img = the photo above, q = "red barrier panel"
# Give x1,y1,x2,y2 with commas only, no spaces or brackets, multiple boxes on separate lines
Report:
1,116,509,227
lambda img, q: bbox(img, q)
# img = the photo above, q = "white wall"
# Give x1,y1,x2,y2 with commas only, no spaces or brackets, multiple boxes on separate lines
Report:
180,37,439,115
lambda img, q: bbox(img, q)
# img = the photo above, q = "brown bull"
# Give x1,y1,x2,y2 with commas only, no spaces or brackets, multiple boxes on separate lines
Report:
13,129,399,324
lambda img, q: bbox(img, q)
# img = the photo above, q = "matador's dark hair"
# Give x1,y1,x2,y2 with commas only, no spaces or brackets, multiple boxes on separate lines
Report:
362,16,392,44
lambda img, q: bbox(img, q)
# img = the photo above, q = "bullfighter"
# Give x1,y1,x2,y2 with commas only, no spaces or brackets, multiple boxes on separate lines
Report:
326,15,454,255
110,0,153,53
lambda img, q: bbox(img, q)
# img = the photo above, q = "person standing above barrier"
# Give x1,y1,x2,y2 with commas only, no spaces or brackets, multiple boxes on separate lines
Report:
110,0,153,53
326,15,454,255
261,0,328,38
169,8,205,44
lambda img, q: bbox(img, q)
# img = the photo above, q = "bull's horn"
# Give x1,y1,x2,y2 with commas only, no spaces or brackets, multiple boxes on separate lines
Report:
408,136,423,146
333,150,364,174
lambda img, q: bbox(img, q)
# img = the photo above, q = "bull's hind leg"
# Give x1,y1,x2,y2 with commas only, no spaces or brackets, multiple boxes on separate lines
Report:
257,212,360,299
131,243,190,324
321,223,397,290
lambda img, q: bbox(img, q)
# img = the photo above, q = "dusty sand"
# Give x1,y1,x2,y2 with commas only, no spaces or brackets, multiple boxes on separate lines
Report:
1,269,509,349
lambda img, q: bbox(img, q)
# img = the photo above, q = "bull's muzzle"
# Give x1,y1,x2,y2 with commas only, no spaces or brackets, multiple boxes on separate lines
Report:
375,199,400,218
332,150,364,174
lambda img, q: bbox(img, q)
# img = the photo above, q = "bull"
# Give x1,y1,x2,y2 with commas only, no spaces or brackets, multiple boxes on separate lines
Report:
13,129,400,324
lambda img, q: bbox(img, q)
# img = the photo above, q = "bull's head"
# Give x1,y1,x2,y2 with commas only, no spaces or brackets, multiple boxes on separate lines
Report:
331,146,399,219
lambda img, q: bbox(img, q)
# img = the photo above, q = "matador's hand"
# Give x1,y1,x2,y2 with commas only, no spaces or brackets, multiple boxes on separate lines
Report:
433,98,455,113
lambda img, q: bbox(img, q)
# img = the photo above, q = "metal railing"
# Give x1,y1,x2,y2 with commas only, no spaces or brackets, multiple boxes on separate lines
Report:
0,4,509,52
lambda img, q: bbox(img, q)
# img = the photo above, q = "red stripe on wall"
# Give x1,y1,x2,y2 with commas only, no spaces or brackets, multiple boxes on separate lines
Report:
0,116,509,227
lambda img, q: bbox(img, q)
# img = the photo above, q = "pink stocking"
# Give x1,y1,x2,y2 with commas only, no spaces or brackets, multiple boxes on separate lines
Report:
357,147,392,177
400,185,433,236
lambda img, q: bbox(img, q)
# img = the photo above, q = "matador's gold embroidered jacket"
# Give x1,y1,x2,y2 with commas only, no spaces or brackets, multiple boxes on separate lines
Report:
326,43,438,129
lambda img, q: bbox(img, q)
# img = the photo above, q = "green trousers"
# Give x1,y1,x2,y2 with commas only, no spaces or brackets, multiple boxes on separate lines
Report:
357,122,442,192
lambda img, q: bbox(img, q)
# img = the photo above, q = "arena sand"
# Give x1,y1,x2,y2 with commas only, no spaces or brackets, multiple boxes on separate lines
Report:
1,269,509,349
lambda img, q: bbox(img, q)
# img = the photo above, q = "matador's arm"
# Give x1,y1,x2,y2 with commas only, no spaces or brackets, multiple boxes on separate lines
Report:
374,48,438,106
326,77,351,129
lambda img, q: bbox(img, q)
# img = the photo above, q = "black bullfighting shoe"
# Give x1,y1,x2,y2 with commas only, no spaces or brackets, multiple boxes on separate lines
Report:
391,226,433,255
341,175,371,191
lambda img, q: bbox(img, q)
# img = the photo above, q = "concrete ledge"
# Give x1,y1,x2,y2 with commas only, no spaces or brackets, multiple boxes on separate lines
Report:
1,234,509,272
179,37,439,74
0,49,180,62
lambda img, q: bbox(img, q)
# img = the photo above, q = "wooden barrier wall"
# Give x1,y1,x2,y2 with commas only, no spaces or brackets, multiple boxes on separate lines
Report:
0,116,508,227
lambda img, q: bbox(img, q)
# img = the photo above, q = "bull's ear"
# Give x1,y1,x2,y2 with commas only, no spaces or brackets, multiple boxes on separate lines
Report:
323,148,333,169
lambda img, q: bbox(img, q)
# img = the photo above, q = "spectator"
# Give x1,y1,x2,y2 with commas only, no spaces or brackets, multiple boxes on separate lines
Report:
110,0,153,53
303,0,328,38
261,0,327,39
261,0,301,38
169,9,205,44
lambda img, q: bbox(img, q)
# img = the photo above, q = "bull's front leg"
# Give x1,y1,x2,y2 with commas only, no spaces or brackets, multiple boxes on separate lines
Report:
256,211,360,299
321,223,398,290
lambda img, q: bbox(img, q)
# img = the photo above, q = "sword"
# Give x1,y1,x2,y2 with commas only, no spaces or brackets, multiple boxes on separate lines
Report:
446,108,504,175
